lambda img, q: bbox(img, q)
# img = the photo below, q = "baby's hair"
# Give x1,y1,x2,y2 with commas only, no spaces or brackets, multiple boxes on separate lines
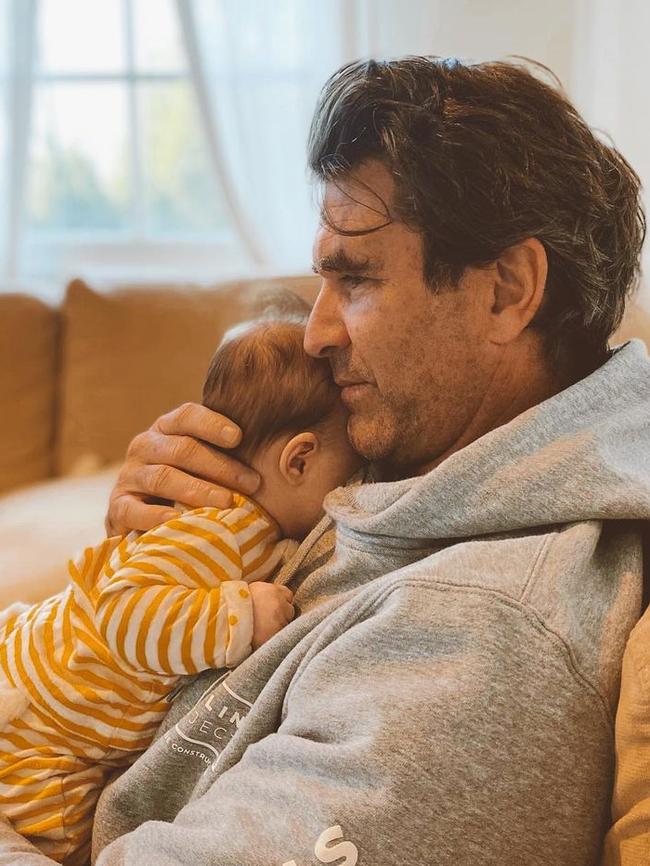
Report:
202,315,342,464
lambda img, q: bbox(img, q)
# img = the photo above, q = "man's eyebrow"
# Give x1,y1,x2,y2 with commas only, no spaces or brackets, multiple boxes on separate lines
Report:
311,250,383,275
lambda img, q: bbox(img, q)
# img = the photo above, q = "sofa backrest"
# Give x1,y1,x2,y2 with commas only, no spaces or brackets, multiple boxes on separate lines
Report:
0,293,59,494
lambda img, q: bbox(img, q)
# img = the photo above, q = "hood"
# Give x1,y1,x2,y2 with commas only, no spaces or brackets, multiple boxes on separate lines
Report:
325,340,650,543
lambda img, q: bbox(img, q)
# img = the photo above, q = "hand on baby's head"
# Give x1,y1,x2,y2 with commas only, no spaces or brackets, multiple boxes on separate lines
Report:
249,582,295,649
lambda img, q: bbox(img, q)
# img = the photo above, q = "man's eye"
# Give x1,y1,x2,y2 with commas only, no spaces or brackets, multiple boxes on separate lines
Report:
340,275,366,289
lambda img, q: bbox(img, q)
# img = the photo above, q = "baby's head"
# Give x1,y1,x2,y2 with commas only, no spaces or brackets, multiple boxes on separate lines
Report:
202,317,364,540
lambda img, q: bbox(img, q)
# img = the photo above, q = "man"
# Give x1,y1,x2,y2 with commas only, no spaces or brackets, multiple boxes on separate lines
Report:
2,57,649,865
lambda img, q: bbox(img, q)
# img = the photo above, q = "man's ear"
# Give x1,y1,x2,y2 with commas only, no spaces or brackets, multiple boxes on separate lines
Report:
279,433,319,485
490,237,548,345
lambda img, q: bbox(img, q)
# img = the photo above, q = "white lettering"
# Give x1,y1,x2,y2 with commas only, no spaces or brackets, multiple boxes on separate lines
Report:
314,825,359,865
169,742,211,765
201,702,243,727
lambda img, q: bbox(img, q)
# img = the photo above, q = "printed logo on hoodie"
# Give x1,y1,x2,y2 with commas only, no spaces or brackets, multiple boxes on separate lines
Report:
163,671,252,771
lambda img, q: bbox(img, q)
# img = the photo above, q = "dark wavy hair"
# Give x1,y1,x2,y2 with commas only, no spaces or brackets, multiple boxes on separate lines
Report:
308,56,646,377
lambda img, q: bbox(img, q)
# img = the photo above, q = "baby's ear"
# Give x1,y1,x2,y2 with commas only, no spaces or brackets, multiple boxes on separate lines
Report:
279,433,320,484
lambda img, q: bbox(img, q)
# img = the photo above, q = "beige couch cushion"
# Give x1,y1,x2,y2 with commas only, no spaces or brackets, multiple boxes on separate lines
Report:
56,276,319,475
0,465,119,607
0,294,58,494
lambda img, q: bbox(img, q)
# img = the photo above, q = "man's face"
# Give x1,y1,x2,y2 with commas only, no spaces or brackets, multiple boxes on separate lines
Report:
305,160,499,477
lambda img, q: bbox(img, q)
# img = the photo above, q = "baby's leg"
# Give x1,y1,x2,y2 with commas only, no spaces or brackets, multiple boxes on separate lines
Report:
0,605,32,727
0,716,124,865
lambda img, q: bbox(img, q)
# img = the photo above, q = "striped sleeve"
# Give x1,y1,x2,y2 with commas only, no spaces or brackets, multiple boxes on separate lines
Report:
93,509,255,676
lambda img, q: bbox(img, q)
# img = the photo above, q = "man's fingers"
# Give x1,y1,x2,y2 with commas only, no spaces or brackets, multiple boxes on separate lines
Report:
107,495,181,535
107,402,263,537
153,402,242,449
129,429,260,495
278,586,294,603
283,601,296,621
134,464,236,510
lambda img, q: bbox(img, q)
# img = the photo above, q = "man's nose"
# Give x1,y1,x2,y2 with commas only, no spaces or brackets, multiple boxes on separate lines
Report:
304,283,350,358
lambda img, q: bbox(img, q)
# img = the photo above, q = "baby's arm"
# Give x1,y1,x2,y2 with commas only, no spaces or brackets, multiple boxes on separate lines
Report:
92,508,262,675
0,814,59,864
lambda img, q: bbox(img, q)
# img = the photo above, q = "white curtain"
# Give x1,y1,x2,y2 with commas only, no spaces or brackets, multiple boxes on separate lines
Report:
0,0,11,278
177,0,360,272
0,0,36,286
572,0,650,302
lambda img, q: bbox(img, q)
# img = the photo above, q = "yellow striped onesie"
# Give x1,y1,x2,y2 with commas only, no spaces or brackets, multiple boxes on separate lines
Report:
0,494,295,866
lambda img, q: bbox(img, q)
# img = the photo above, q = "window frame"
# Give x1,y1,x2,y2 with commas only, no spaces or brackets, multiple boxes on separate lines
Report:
16,0,246,289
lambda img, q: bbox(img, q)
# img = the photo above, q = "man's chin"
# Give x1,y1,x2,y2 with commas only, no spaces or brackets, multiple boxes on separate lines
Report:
347,414,397,463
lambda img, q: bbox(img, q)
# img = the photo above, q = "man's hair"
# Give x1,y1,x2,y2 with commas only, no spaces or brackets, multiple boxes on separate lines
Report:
308,56,646,376
202,317,341,464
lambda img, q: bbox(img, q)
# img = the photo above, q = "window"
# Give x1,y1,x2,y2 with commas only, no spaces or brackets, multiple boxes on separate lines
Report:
18,0,242,290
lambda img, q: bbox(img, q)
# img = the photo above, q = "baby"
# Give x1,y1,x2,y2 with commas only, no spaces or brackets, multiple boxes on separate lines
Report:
0,316,363,866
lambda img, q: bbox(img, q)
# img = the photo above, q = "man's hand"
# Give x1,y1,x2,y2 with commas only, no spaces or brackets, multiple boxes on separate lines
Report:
249,582,295,650
106,403,261,536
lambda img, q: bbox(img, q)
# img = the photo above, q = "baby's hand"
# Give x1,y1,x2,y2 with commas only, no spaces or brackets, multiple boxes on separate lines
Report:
249,582,295,650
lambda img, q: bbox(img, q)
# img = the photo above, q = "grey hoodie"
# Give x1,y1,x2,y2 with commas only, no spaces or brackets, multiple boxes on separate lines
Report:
1,341,649,866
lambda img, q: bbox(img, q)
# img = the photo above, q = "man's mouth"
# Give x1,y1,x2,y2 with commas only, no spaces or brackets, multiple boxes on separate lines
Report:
334,377,366,387
339,382,370,403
